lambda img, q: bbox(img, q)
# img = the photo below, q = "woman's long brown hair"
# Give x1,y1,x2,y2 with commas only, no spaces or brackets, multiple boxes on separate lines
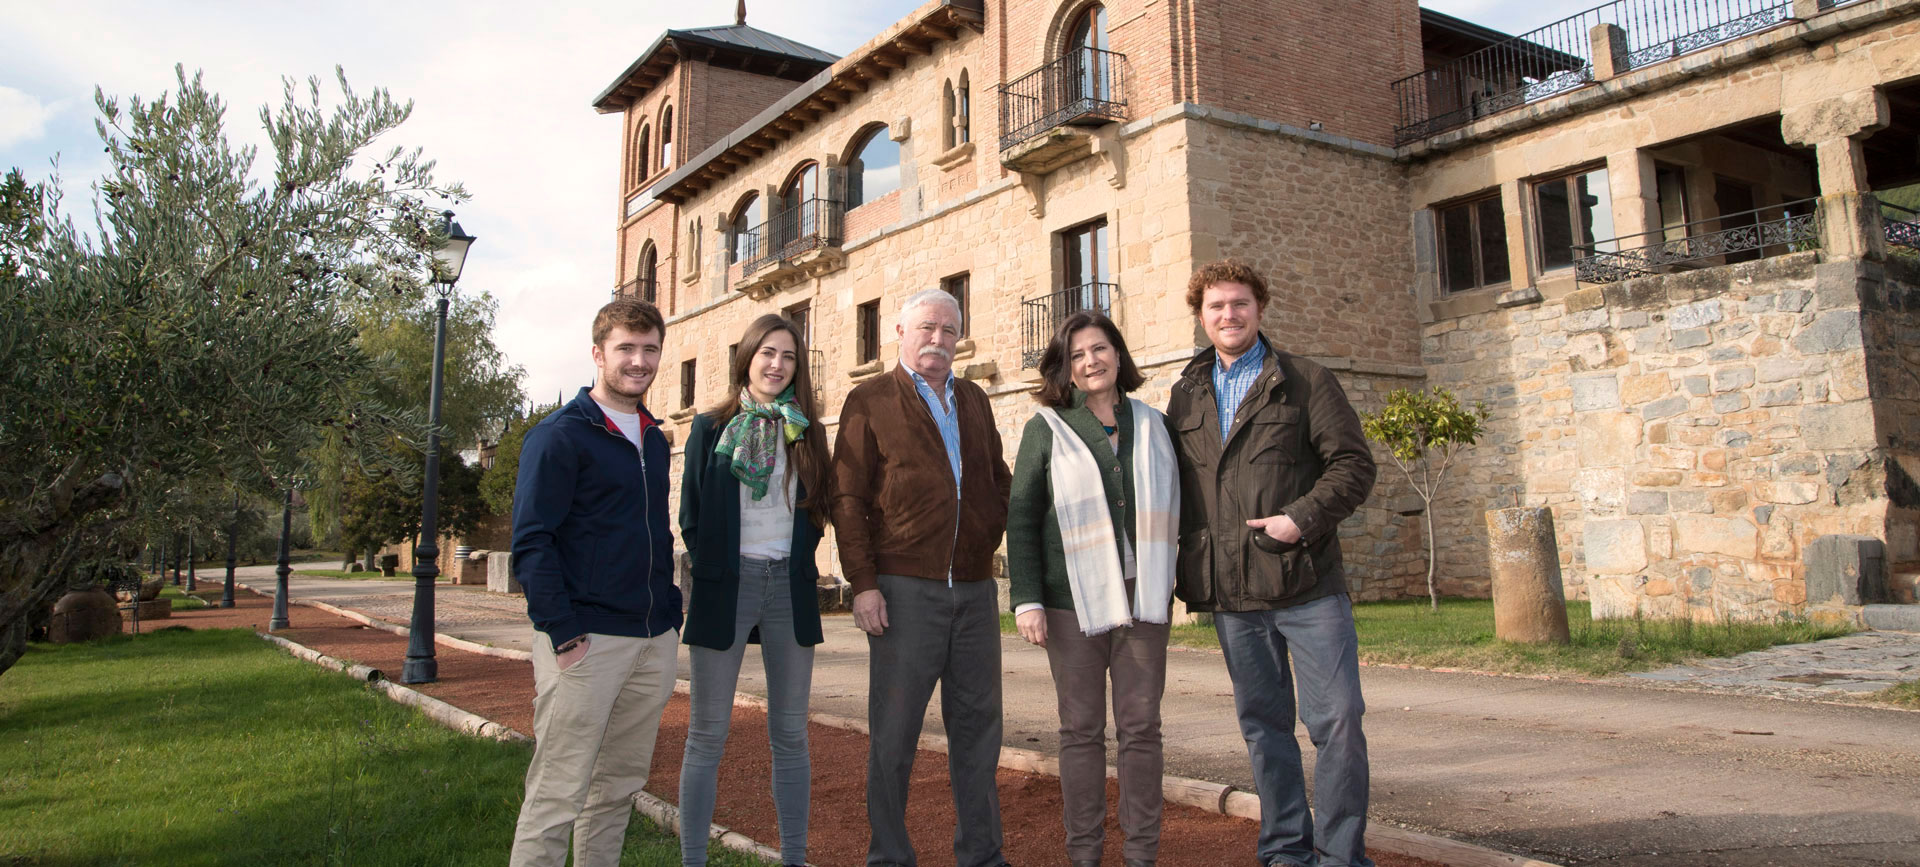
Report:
704,313,832,527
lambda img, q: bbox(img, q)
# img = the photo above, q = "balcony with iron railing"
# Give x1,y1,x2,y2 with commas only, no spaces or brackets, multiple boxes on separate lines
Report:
998,48,1130,174
1020,282,1116,368
1572,197,1819,284
732,198,847,299
1394,0,1809,146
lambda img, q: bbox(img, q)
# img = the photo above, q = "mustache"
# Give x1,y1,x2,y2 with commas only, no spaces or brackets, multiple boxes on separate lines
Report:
917,346,953,361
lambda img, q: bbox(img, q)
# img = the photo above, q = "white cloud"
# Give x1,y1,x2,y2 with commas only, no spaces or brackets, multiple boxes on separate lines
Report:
0,86,60,148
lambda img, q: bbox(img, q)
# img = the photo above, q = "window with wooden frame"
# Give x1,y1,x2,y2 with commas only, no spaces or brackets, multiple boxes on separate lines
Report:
856,300,880,363
636,125,651,182
638,243,658,302
941,273,971,338
659,106,674,171
1533,166,1615,272
680,359,697,409
1436,193,1509,293
783,300,811,345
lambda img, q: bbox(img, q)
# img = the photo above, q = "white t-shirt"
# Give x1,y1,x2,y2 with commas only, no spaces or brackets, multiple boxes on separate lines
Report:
739,439,795,559
599,403,645,458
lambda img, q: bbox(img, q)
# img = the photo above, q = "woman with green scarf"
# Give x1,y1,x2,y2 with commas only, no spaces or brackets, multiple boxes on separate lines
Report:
677,313,832,867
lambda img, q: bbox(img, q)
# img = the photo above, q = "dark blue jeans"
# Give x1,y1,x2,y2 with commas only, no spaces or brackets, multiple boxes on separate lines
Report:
1215,594,1373,867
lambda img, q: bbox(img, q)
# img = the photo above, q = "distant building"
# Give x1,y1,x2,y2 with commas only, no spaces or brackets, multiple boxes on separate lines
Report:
596,0,1920,621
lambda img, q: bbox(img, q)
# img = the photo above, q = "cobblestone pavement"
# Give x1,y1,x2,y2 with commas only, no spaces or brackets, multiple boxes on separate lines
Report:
1627,630,1920,699
324,586,528,629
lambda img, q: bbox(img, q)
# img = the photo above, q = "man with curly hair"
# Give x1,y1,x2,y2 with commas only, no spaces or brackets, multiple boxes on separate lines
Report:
1166,260,1378,867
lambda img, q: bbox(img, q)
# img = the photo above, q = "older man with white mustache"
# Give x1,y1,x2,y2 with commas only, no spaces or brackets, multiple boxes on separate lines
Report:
831,288,1015,867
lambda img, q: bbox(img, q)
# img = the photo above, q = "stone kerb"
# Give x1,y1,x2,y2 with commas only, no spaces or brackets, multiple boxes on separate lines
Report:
1424,252,1891,621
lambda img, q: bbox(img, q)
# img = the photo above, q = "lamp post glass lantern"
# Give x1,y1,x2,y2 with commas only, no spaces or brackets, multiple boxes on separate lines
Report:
403,211,476,685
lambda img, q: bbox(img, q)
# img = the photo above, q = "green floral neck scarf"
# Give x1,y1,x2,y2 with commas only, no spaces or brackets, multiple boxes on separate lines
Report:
712,385,809,500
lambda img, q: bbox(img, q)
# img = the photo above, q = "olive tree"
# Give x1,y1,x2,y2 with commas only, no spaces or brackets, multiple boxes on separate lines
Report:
0,66,466,676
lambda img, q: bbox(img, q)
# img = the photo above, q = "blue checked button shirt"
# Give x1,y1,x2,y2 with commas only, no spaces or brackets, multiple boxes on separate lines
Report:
1212,336,1268,442
905,362,963,494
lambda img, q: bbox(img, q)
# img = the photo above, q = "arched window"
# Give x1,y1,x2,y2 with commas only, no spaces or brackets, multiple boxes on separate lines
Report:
638,242,658,302
636,124,651,181
659,106,674,171
1066,4,1110,102
956,70,971,145
729,192,762,264
846,125,900,210
780,162,822,246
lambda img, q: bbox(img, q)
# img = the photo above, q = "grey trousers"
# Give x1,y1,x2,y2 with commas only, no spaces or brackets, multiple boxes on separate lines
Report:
866,574,1005,867
679,556,814,866
1043,608,1170,862
1215,594,1373,867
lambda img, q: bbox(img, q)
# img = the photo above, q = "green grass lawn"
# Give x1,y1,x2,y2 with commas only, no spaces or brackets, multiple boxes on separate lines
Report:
1002,598,1856,677
159,585,211,611
0,629,771,867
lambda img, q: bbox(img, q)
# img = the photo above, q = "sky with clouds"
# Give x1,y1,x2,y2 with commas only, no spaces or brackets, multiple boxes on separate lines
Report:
0,0,1547,408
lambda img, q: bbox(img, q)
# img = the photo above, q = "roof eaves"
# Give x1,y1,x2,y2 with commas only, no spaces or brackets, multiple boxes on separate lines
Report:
644,0,986,204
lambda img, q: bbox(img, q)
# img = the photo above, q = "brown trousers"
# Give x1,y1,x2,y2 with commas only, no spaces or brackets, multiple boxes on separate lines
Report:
1043,607,1171,862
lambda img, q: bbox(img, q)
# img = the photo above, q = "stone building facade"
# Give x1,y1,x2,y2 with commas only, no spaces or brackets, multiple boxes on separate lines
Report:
594,0,1920,620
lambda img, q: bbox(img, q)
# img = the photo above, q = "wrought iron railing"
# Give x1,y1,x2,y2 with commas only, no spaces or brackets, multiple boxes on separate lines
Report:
1885,200,1920,252
741,198,845,275
1394,0,1795,145
998,48,1130,151
1020,282,1115,368
1573,197,1818,283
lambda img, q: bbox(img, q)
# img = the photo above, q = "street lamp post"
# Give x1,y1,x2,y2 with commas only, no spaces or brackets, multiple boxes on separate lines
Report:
171,539,182,586
270,487,294,631
222,492,238,609
402,211,475,685
186,535,197,592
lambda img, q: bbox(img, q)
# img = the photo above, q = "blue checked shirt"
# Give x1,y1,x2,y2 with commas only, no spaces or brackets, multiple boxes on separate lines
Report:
1212,337,1268,442
905,362,963,494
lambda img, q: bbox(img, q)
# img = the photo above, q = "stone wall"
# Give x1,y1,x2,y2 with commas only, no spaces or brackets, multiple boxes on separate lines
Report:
1422,253,1902,619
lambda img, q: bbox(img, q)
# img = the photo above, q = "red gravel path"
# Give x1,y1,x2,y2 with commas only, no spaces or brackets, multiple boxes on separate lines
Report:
141,589,1445,867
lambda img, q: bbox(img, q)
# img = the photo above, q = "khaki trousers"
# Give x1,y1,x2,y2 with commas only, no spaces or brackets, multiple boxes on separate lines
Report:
510,630,679,867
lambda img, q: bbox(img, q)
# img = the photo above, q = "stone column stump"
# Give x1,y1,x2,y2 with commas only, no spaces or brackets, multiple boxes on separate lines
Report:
486,551,521,595
1485,507,1572,645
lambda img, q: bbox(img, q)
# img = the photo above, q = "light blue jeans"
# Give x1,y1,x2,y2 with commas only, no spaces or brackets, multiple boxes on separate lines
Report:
1215,593,1373,867
678,556,814,866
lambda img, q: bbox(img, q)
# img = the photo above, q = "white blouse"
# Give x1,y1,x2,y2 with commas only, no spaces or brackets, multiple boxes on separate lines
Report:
738,439,796,560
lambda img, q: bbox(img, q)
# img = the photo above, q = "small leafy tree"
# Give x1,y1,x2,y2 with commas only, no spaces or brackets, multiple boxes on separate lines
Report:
1360,387,1489,611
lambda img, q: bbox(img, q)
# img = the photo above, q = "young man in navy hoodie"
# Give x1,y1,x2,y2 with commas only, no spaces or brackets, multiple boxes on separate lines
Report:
509,297,682,867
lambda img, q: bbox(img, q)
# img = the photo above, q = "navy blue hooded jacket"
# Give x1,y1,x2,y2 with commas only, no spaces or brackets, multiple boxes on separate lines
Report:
512,387,681,647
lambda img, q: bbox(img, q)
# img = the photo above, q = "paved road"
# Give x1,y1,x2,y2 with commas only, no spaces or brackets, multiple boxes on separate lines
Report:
250,567,1920,866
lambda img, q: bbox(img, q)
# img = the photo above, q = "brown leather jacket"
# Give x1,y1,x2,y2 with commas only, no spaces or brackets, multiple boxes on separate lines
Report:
831,363,1012,595
1166,337,1376,612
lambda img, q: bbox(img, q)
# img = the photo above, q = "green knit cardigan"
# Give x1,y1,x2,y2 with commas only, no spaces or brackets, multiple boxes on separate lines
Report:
1005,391,1139,612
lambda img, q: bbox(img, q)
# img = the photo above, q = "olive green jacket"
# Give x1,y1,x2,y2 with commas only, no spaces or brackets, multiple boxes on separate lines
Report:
1006,391,1140,612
